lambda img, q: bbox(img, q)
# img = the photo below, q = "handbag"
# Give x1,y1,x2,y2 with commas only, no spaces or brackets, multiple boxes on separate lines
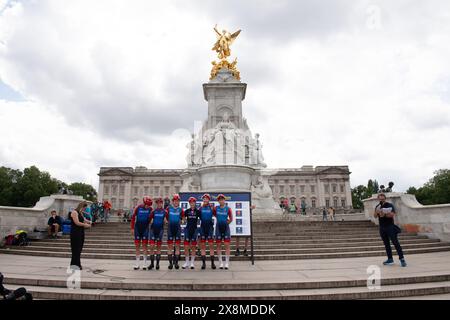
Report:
393,224,402,234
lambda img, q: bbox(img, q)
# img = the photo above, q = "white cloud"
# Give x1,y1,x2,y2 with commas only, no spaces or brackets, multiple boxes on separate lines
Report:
1,0,450,192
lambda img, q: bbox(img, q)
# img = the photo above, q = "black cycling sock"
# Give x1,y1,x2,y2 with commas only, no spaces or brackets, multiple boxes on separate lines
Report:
168,254,173,265
201,255,206,265
150,254,155,264
156,254,161,264
174,254,179,264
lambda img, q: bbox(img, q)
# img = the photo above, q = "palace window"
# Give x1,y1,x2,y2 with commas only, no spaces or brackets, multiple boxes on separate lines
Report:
341,199,346,208
144,186,149,195
104,186,110,195
324,185,330,193
111,198,117,208
164,186,170,196
325,199,330,208
333,198,338,208
332,184,337,193
311,198,316,208
340,184,345,193
279,185,284,194
119,186,125,196
310,185,315,193
300,185,305,193
290,185,295,195
112,185,118,195
154,186,160,196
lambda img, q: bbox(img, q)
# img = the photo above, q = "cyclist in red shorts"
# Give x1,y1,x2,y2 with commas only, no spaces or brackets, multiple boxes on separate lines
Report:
199,193,216,270
182,197,201,269
130,197,152,270
166,194,184,270
214,194,233,269
148,197,166,270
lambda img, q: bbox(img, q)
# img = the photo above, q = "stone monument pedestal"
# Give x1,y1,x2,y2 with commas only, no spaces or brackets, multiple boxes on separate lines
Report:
181,66,282,215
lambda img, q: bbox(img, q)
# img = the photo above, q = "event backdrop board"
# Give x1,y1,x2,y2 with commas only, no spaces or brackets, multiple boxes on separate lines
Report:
179,192,252,237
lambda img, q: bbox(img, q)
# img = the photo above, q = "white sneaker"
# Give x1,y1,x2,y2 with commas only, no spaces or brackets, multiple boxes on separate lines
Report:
142,263,148,270
133,263,140,270
219,260,224,269
182,261,189,269
190,261,195,269
225,263,229,270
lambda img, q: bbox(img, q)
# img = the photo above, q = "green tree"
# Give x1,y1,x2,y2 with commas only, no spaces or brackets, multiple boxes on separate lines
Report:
351,185,368,209
15,166,59,207
407,169,450,205
0,167,23,206
366,179,379,197
69,182,97,202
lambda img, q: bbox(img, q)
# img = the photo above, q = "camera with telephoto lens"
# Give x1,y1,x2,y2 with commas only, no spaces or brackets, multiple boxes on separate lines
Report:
0,272,33,301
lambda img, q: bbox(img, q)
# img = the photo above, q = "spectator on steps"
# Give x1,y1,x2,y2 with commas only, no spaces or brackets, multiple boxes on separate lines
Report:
47,210,62,238
322,207,328,221
235,236,250,257
328,207,335,221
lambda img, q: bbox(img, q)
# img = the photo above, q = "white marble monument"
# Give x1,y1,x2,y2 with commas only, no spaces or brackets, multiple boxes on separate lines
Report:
181,63,280,213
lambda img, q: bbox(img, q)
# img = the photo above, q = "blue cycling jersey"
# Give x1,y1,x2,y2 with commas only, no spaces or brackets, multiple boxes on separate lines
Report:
151,208,166,228
167,206,183,225
136,206,151,224
200,204,213,223
215,206,231,225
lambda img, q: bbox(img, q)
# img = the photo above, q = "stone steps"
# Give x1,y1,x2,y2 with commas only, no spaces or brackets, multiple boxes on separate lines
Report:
28,238,441,249
5,273,450,291
28,234,430,244
77,232,419,240
3,221,449,261
9,242,450,255
2,246,450,260
5,280,450,300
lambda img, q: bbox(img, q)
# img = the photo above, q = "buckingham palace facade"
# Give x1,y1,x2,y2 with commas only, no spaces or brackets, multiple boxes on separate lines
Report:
98,165,352,213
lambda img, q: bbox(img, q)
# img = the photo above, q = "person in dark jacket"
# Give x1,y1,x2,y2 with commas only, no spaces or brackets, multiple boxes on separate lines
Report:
374,193,407,267
47,210,62,238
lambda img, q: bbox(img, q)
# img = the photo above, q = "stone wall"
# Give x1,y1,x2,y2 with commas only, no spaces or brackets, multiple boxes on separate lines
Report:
0,195,87,240
363,192,450,242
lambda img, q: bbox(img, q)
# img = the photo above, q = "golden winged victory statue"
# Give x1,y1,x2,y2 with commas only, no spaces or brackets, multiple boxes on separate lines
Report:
210,24,242,80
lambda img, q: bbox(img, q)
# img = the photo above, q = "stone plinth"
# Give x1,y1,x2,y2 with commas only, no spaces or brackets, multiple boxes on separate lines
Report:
363,192,450,242
197,165,254,192
0,194,89,240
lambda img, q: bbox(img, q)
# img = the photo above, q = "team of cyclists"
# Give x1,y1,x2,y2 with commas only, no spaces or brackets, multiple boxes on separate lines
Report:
130,193,235,271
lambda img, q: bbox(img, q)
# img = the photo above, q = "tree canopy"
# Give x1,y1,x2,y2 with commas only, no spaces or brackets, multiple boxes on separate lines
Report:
0,166,97,207
407,169,450,205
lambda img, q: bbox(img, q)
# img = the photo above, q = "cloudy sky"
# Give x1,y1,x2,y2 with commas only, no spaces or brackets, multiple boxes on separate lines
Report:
0,0,449,191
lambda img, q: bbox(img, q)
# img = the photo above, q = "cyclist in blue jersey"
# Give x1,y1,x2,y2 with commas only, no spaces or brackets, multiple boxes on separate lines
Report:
166,194,185,270
214,194,233,270
199,193,216,270
130,197,152,270
182,197,201,269
148,197,166,270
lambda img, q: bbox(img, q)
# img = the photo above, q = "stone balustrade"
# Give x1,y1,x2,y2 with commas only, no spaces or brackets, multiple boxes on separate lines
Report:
0,194,87,240
363,192,450,242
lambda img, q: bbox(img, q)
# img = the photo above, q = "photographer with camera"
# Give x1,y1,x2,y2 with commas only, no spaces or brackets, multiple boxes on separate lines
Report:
0,273,33,301
374,193,407,267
